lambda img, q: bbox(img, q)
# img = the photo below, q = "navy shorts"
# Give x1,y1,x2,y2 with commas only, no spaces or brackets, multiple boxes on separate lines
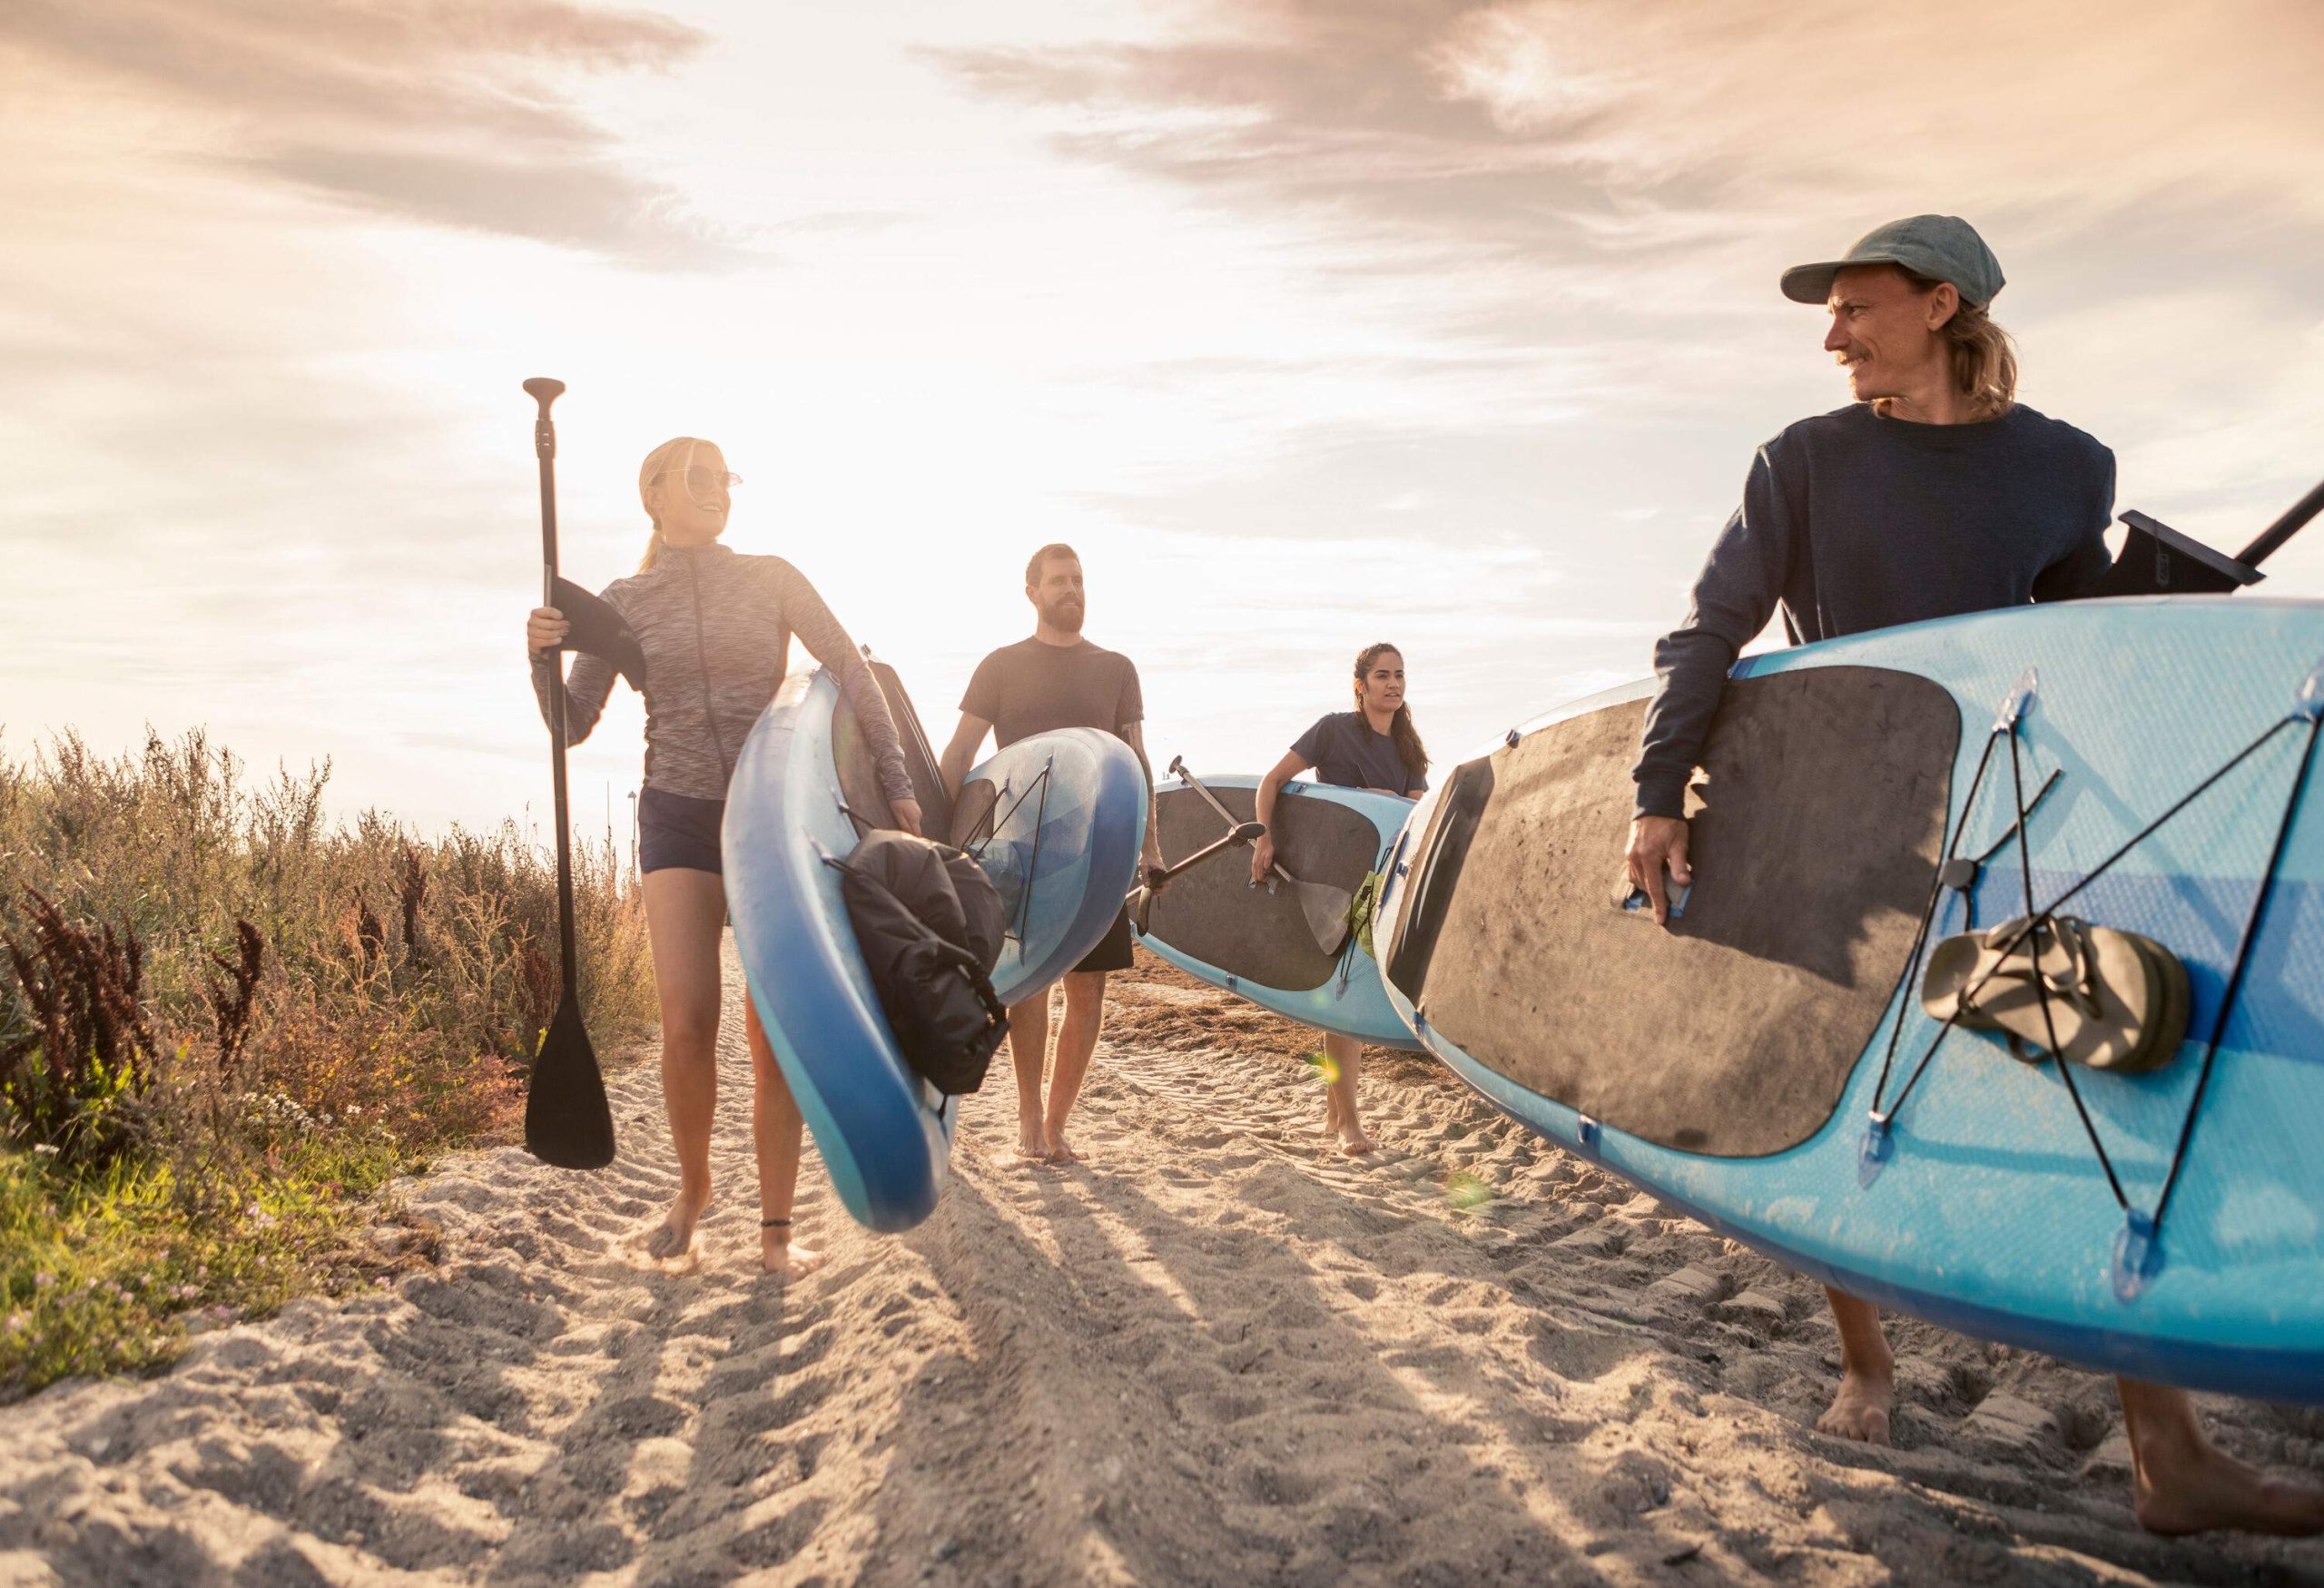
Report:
639,786,725,874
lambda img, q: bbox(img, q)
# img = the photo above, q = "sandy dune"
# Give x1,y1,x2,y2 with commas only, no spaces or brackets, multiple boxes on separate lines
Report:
2,944,2319,1586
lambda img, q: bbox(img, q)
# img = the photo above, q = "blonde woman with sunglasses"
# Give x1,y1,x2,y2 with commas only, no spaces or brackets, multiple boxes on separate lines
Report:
526,438,922,1276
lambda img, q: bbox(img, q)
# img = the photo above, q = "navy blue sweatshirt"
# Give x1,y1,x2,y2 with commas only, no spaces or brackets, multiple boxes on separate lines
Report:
1632,402,2114,819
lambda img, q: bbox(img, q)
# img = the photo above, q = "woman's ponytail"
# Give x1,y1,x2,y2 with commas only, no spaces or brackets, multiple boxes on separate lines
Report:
635,436,703,572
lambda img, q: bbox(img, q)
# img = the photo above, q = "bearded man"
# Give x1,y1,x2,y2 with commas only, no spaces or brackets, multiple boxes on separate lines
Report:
940,543,1167,1163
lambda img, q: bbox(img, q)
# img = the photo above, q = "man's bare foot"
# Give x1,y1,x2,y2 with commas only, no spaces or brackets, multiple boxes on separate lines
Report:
1016,1119,1050,1160
2124,1383,2324,1536
1816,1366,1895,1445
644,1187,712,1260
761,1231,826,1279
1045,1129,1081,1163
1337,1122,1375,1155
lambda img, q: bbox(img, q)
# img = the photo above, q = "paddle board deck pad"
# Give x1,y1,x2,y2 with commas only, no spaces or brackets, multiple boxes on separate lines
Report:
948,730,1148,1000
1377,597,2324,1401
1137,776,1421,1049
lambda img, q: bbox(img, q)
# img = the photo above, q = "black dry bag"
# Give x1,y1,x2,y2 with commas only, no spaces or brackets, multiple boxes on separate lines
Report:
833,829,1009,1096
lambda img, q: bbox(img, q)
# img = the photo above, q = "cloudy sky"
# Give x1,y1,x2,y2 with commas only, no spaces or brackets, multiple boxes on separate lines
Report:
5,0,2321,837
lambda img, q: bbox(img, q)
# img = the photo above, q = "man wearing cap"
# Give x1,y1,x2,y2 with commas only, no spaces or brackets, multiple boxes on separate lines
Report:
1620,216,2324,1536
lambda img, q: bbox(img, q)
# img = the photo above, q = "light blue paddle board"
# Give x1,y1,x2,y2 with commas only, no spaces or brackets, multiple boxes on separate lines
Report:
724,666,1145,1233
1377,597,2324,1401
1137,775,1420,1049
950,727,1150,997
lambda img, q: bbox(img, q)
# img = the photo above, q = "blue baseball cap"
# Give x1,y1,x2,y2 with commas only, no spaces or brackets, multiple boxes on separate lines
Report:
1780,214,2005,308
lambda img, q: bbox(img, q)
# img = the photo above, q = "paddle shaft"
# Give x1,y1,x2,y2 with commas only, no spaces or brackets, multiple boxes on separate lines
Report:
1146,821,1265,885
1170,755,1297,885
2235,476,2324,571
527,379,581,992
1126,821,1264,932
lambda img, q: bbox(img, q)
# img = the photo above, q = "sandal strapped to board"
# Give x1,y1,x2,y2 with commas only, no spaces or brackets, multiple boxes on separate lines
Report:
1922,914,2191,1074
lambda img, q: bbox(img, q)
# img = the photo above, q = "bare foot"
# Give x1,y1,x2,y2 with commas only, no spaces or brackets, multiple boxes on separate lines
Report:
644,1187,711,1260
2128,1409,2324,1536
1816,1366,1895,1445
1338,1129,1375,1156
761,1232,826,1280
1017,1119,1050,1160
1045,1130,1081,1163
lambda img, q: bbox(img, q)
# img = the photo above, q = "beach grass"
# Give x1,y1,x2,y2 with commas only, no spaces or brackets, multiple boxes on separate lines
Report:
0,728,655,1399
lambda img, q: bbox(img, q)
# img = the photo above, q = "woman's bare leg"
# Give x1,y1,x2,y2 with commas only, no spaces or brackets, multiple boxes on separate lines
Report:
743,994,826,1278
639,867,727,1259
1323,1032,1372,1154
1815,1288,1895,1444
2120,1378,2324,1535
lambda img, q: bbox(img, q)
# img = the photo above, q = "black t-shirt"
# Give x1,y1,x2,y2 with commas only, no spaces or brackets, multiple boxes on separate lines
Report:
960,636,1144,749
1291,712,1426,794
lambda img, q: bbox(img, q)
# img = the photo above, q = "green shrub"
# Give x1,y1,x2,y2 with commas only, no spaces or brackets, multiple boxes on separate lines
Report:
0,726,657,1396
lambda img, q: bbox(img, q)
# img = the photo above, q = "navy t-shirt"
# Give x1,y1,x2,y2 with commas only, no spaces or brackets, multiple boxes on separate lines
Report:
1292,712,1427,794
1632,402,2114,818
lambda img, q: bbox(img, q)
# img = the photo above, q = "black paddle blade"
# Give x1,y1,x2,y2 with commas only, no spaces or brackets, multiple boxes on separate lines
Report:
550,576,649,693
526,991,615,1169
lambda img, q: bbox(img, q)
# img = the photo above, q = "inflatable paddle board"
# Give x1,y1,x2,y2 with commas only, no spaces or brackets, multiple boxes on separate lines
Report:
1376,597,2324,1401
725,662,1144,1233
950,729,1149,998
1137,775,1421,1049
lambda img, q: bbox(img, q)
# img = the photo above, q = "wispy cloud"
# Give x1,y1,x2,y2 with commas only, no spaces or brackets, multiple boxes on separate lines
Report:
936,0,2324,261
2,0,740,266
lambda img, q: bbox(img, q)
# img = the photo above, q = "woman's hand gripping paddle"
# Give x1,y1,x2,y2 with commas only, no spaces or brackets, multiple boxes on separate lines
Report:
1168,756,1354,955
522,377,617,1170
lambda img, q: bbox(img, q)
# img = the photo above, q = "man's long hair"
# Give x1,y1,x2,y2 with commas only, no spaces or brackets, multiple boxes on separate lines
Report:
1899,267,2017,418
1354,642,1428,782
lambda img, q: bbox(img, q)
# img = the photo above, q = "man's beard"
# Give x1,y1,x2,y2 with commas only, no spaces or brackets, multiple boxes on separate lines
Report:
1039,596,1085,634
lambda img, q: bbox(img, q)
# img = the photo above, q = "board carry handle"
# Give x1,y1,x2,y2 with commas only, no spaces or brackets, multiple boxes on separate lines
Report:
1615,879,1689,920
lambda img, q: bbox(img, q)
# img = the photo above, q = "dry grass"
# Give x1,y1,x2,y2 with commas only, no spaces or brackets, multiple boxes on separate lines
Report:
0,728,656,1397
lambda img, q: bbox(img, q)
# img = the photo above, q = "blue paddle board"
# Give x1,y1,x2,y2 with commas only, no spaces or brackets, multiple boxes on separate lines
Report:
724,665,1145,1232
1137,775,1420,1049
1377,597,2324,1401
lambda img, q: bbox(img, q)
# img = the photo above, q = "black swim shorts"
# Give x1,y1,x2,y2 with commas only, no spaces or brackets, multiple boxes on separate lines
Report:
639,786,725,874
1073,905,1135,974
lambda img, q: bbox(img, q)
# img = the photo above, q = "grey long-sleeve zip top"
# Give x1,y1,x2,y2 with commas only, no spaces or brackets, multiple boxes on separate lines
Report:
530,540,913,806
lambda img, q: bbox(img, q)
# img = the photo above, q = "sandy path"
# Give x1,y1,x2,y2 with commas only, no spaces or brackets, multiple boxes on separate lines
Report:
2,944,2319,1586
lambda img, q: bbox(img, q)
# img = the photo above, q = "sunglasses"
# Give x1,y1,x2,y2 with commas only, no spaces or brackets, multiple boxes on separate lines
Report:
655,466,743,494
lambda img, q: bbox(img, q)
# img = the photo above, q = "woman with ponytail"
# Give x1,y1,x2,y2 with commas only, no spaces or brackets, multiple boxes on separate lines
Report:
1250,643,1428,1154
525,437,922,1277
